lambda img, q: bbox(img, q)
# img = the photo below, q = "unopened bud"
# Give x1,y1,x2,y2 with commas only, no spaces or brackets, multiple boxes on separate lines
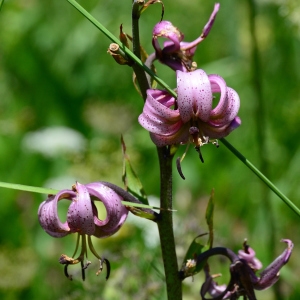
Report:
107,43,133,66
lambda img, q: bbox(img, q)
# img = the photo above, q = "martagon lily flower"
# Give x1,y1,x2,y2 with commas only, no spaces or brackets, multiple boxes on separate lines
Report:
38,181,129,280
149,3,220,72
195,239,294,300
138,69,241,156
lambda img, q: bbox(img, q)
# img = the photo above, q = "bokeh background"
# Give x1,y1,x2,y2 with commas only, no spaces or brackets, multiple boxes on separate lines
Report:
0,0,300,299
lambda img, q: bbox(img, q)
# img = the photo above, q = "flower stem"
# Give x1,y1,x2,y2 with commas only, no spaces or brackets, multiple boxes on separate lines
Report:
130,3,181,297
157,147,182,300
220,138,300,217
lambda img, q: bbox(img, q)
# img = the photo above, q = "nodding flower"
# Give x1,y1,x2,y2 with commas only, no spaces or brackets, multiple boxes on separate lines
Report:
138,69,241,149
38,182,129,280
195,239,293,300
149,3,220,72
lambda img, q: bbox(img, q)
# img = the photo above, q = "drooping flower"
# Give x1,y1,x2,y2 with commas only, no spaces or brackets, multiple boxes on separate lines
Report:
138,69,241,149
38,181,129,280
198,239,293,300
150,3,220,71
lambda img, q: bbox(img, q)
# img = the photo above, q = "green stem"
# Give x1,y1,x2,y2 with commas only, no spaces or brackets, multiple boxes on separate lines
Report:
0,181,158,210
157,147,182,300
130,4,181,297
220,138,300,217
66,0,175,97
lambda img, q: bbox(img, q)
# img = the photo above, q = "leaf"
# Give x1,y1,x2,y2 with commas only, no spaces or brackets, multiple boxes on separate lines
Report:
121,136,148,205
125,206,158,221
179,233,209,279
205,189,215,249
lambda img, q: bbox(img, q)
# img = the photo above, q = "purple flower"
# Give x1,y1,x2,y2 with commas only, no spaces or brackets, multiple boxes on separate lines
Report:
38,182,129,280
199,239,293,300
238,240,263,271
151,3,220,71
138,69,241,148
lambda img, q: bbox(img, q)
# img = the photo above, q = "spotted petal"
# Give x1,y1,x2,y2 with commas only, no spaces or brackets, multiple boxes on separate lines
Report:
209,74,240,125
201,116,241,139
177,69,213,122
67,182,95,235
138,89,182,136
85,182,129,238
38,190,74,238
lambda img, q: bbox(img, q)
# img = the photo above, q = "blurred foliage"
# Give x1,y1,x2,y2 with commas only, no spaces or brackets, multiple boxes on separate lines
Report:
0,0,300,299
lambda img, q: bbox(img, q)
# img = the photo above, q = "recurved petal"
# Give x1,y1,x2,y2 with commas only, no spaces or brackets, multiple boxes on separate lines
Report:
201,117,241,139
38,190,74,238
238,247,263,271
85,182,128,238
67,182,95,235
177,69,212,123
138,89,182,135
140,114,184,136
150,123,190,146
254,239,293,290
144,90,177,116
202,3,220,37
152,21,183,54
208,74,228,115
209,75,240,125
222,87,240,123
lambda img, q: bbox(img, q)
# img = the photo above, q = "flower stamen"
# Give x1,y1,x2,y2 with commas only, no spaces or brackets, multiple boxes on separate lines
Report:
97,258,111,280
176,157,186,180
58,234,105,281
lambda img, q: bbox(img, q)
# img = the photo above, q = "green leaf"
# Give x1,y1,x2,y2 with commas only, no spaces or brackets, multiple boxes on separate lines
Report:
0,181,58,195
125,206,158,221
121,136,148,205
0,181,157,210
179,234,209,279
205,189,214,249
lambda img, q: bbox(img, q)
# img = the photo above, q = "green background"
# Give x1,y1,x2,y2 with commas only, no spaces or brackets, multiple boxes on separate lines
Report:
0,0,299,299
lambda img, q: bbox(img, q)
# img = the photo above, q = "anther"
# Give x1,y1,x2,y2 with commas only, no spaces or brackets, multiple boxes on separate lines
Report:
176,157,186,180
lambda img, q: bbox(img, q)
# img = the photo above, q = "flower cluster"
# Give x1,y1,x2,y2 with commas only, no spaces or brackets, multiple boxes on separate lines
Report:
139,3,241,158
38,182,128,279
